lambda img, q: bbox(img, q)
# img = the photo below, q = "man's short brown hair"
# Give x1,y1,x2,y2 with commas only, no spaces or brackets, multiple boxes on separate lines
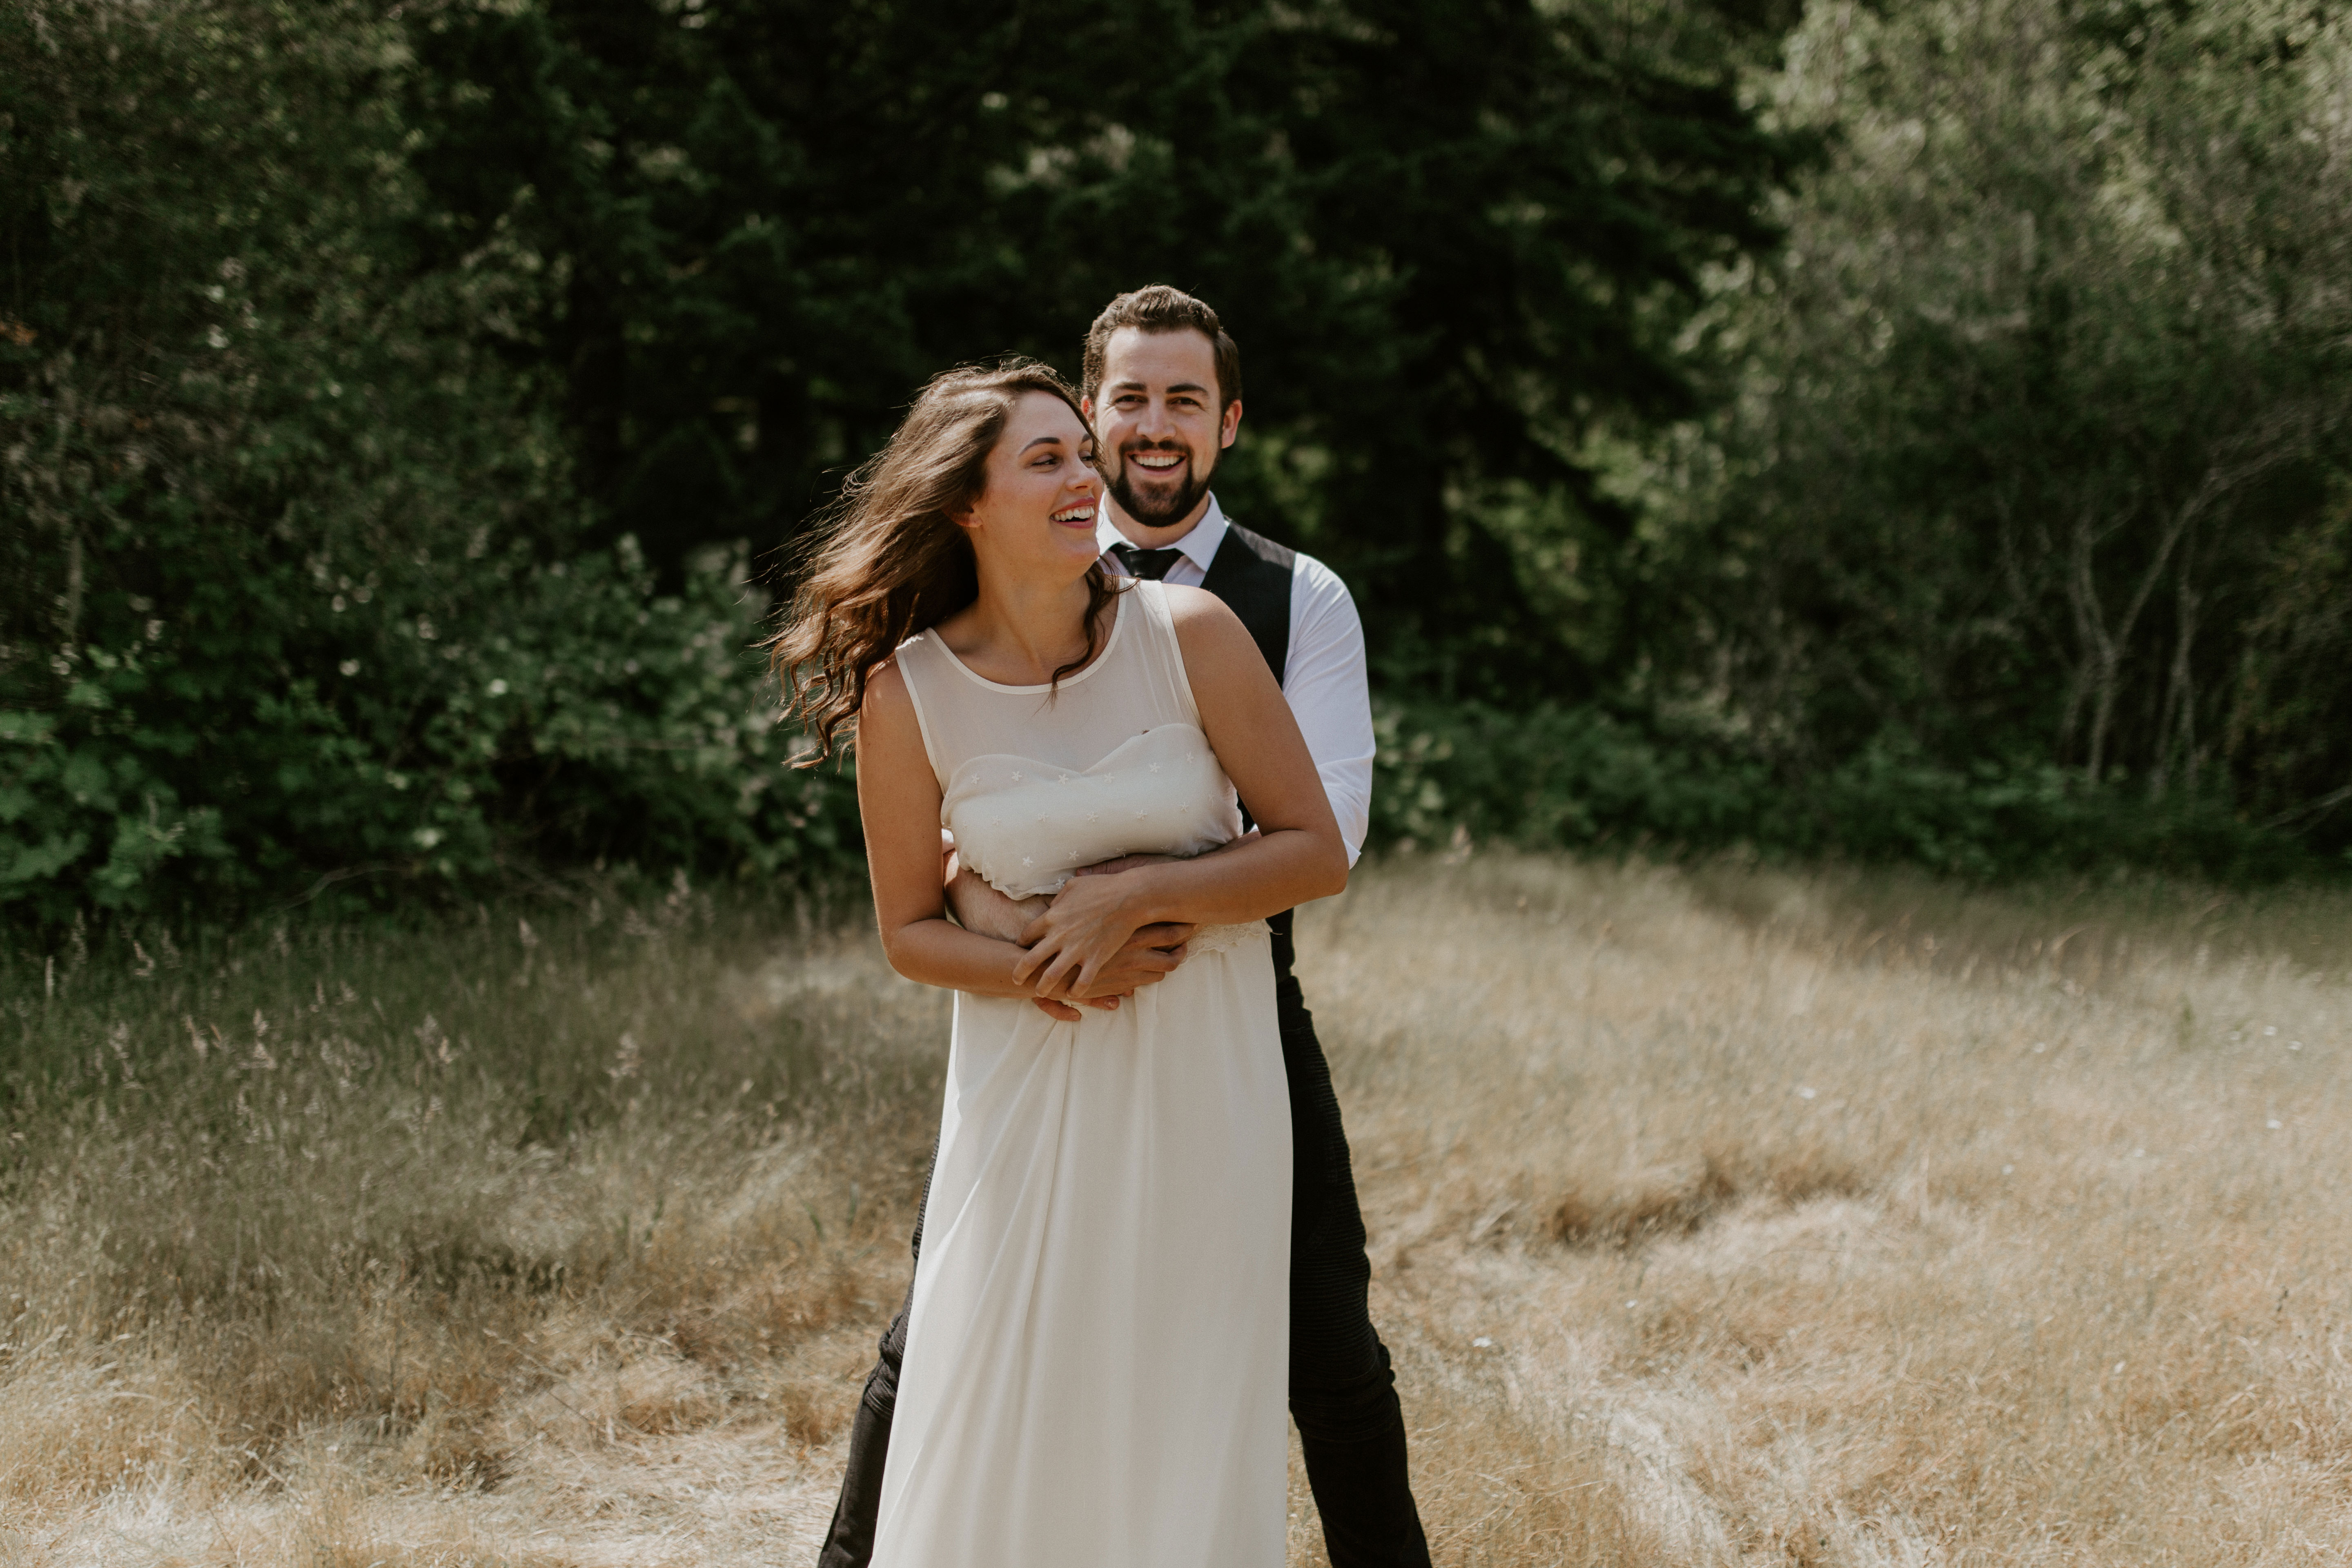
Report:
1082,285,1243,412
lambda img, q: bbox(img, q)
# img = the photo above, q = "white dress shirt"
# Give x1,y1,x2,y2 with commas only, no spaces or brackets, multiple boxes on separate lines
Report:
1097,496,1375,865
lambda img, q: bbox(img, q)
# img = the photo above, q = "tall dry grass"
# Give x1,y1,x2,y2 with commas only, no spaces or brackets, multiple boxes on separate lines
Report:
2,856,2348,1565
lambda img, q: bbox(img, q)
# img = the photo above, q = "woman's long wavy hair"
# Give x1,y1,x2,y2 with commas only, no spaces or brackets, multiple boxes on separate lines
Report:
769,360,1122,764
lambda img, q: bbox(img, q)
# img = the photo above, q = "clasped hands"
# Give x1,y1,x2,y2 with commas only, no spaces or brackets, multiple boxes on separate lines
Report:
942,831,1194,1022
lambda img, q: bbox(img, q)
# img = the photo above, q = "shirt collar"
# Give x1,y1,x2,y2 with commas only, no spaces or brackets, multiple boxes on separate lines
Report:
1096,494,1230,575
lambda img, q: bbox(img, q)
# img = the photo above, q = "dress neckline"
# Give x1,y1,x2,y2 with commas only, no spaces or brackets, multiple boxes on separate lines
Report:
922,585,1134,695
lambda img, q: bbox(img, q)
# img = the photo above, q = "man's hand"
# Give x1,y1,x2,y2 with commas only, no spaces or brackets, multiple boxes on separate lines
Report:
943,837,1192,1020
944,849,1089,1020
945,853,1048,944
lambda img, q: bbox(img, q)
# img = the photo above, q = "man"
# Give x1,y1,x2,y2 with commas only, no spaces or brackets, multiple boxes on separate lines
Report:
816,286,1431,1568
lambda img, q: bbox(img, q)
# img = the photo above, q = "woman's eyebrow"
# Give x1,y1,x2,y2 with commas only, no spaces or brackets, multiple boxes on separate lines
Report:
1019,434,1067,453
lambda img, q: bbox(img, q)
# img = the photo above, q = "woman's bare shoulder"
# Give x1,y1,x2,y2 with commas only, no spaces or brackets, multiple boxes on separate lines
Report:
1159,582,1248,638
1159,584,1266,688
857,656,917,726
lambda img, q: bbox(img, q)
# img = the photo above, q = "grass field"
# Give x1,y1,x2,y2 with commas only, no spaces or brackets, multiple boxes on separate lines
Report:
3,855,2349,1566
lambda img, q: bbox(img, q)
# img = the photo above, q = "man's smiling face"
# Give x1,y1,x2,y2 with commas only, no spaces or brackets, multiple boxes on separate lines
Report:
1086,325,1243,544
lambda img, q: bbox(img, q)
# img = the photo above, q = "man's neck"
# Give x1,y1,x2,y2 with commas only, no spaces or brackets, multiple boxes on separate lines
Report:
1105,491,1213,550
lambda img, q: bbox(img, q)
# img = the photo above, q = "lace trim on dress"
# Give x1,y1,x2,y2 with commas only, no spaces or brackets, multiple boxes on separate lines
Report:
1183,921,1271,960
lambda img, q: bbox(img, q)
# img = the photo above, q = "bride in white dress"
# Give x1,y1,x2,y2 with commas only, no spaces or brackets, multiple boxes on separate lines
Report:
770,359,1348,1566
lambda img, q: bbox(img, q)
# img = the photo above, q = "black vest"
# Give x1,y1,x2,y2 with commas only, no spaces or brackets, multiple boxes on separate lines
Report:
1196,521,1296,688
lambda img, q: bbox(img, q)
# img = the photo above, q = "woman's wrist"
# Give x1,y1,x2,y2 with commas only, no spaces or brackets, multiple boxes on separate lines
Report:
1110,862,1175,931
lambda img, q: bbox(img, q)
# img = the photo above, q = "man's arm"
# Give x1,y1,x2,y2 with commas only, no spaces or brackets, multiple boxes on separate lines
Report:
1283,555,1375,864
943,835,1194,1019
941,831,1050,942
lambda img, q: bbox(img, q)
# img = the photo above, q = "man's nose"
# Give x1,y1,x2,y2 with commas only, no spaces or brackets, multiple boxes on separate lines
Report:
1135,397,1177,441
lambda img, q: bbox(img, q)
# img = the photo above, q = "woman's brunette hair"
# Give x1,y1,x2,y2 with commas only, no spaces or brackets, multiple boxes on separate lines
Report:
768,359,1120,764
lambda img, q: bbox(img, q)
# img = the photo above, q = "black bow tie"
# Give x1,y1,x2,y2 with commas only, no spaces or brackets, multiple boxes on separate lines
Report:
1111,543,1187,581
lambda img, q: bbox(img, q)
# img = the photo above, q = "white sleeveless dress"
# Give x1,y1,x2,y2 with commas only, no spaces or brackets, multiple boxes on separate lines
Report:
871,581,1291,1568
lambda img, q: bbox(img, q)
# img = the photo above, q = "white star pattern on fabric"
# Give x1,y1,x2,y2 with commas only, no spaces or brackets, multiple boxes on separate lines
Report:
1022,855,1035,866
1010,771,1024,782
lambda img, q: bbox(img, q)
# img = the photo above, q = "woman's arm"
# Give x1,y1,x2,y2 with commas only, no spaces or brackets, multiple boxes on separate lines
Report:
859,664,1186,1008
1014,589,1349,998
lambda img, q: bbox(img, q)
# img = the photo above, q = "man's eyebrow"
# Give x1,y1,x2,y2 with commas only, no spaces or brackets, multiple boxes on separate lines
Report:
1107,379,1211,396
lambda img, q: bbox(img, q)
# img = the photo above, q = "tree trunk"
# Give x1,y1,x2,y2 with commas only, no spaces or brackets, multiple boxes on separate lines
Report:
2074,467,2228,786
2151,523,2200,800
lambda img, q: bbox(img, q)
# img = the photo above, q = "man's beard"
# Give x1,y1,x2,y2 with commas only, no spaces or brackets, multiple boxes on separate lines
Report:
1106,444,1215,530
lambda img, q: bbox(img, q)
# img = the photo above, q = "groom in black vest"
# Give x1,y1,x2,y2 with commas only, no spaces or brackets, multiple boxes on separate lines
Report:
816,287,1432,1568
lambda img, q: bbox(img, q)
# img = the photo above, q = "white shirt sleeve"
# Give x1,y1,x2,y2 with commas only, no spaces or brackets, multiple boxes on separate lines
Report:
1283,553,1375,865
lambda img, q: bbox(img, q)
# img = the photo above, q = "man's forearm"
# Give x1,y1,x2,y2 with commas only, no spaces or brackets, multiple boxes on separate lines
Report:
945,857,1049,943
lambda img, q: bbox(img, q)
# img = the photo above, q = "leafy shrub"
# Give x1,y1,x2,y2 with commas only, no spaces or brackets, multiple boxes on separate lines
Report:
0,2,854,927
1371,699,2333,883
2,527,856,927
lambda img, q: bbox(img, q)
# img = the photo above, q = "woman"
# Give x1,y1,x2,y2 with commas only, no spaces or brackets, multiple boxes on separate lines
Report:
771,359,1347,1566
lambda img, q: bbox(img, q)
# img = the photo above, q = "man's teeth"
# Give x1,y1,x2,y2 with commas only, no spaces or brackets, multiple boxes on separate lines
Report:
1051,505,1096,522
1133,454,1183,470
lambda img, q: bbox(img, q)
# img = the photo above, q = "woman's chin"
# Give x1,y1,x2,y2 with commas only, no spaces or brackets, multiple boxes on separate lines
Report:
1046,538,1107,579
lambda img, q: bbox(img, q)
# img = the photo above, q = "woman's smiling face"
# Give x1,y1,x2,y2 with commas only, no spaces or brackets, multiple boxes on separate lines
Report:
958,390,1102,578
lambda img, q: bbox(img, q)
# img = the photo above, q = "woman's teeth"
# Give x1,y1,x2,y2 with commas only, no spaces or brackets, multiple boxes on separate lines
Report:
1051,504,1096,523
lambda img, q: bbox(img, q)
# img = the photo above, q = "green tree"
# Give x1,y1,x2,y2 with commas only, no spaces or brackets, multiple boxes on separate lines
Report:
0,1,851,926
395,0,1801,697
1673,0,2352,842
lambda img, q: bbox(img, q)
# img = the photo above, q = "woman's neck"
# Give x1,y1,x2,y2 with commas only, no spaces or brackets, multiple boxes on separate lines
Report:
939,566,1102,686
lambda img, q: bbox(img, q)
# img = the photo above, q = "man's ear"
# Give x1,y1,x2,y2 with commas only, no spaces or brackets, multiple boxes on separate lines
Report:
1220,399,1243,450
1081,395,1096,421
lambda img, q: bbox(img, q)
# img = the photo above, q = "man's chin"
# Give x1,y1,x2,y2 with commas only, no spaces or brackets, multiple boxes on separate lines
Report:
1114,474,1212,531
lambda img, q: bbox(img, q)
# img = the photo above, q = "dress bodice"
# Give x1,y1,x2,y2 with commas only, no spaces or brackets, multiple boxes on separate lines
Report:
894,582,1245,901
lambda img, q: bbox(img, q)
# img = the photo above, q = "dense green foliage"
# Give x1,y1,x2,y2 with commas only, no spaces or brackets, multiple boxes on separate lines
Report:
388,0,1795,684
0,4,851,925
1667,0,2352,837
1370,696,2307,881
4,0,2348,928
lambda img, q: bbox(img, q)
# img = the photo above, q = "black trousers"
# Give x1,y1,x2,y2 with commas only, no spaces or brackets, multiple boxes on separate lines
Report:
815,913,1431,1568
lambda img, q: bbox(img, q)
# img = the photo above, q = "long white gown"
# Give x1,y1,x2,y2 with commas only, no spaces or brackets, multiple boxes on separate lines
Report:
870,581,1291,1568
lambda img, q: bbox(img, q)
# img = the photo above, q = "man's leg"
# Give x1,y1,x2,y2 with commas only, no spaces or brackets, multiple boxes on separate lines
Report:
1272,915,1433,1568
814,1148,934,1568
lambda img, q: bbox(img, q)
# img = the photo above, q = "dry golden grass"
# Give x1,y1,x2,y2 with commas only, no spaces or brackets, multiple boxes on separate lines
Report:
3,855,2348,1565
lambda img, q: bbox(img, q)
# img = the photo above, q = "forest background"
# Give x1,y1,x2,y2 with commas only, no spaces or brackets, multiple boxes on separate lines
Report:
6,0,2352,929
